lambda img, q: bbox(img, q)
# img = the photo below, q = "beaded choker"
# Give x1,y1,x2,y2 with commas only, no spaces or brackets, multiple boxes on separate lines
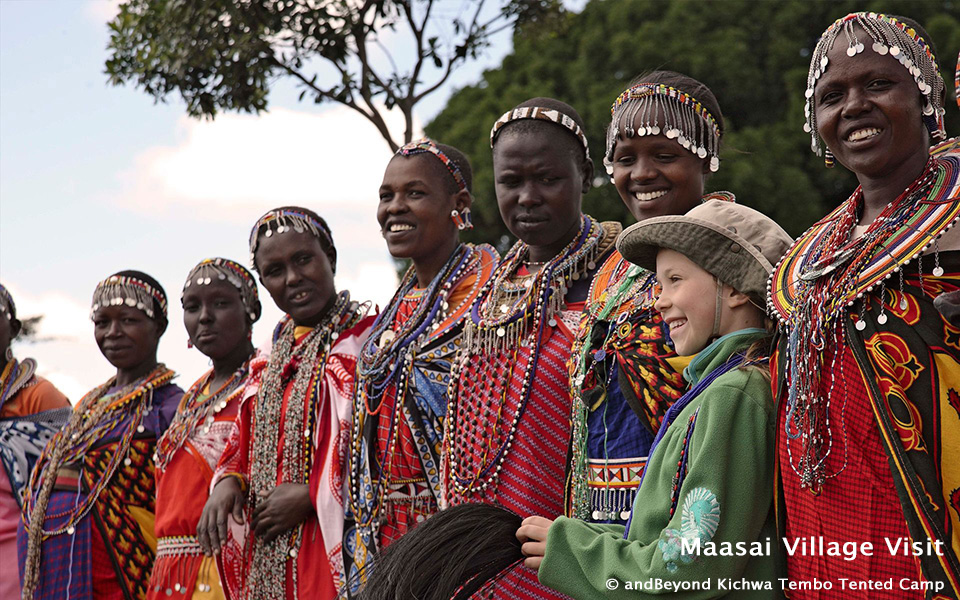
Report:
606,83,721,175
464,215,608,353
805,12,946,153
490,106,590,160
769,142,960,492
154,358,252,472
21,364,175,599
245,291,365,598
91,274,167,320
397,138,467,193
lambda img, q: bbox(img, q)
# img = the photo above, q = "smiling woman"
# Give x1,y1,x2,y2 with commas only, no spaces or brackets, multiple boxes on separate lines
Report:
19,271,184,600
770,12,960,595
344,139,498,592
199,208,375,600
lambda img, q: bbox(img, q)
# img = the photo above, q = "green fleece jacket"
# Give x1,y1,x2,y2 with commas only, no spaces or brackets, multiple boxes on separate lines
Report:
539,329,784,599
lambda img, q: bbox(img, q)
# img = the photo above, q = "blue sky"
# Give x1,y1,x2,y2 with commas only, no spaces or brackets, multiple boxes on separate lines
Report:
0,0,518,399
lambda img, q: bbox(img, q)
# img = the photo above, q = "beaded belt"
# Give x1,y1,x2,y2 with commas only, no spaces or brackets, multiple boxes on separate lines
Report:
384,479,433,501
157,535,204,558
587,457,646,522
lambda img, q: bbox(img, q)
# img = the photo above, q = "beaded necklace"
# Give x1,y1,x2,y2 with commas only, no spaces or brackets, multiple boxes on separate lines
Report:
245,291,364,600
770,155,958,493
349,244,483,530
21,364,175,599
442,216,614,503
0,357,37,409
464,215,604,353
154,357,252,472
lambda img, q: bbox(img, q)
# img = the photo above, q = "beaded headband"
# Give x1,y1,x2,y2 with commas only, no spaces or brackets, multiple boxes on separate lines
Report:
490,106,591,160
397,138,468,193
804,12,946,155
248,208,335,270
0,283,15,321
605,83,722,175
91,274,168,320
182,257,260,322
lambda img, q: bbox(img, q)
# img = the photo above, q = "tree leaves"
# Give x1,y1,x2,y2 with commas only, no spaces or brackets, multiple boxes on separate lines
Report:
426,0,960,247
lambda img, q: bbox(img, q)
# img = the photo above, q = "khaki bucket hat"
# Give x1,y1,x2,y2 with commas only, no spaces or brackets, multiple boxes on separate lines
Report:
616,200,793,300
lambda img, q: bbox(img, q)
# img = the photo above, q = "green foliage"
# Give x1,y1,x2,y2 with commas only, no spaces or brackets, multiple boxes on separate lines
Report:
426,0,960,245
105,0,563,151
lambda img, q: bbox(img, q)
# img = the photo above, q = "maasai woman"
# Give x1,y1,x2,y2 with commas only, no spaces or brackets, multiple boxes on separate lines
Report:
769,13,960,596
343,139,498,588
148,259,261,599
441,98,620,599
0,283,70,600
19,271,184,600
197,208,374,600
567,71,731,525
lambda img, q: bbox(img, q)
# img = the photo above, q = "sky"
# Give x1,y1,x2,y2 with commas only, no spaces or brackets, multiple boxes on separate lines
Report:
0,0,520,400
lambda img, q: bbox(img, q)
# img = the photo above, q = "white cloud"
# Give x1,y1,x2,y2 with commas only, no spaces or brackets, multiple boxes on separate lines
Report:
116,105,420,219
84,0,123,23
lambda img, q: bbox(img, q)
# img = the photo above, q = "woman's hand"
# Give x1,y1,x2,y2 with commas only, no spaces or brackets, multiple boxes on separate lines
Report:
517,515,554,570
198,476,246,555
251,483,313,544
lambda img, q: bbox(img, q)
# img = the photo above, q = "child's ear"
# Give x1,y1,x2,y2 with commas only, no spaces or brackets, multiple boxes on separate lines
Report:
724,286,752,309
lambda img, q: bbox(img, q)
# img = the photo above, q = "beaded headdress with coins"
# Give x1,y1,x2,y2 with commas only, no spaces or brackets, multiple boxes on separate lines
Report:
182,258,260,322
605,83,722,177
90,274,167,320
248,208,335,271
0,283,15,321
804,12,946,155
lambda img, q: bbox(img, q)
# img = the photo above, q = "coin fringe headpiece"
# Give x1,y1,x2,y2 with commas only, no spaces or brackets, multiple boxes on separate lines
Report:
397,138,468,193
91,274,167,320
804,12,946,155
0,283,15,321
248,208,335,270
182,257,260,322
489,106,591,160
605,83,722,177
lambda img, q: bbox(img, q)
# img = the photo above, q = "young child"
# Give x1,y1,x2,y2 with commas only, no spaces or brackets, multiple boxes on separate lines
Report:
518,200,792,598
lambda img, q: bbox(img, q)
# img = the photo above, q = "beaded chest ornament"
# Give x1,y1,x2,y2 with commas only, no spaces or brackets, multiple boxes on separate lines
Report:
605,83,722,178
244,291,366,600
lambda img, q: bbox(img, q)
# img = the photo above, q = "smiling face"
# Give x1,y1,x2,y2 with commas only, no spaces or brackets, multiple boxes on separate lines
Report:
254,230,337,327
611,133,708,222
493,127,590,259
378,154,467,261
814,30,930,182
93,305,162,371
653,248,719,356
182,279,251,361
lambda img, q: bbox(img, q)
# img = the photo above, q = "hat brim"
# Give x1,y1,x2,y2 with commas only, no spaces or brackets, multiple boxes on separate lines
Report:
616,216,773,298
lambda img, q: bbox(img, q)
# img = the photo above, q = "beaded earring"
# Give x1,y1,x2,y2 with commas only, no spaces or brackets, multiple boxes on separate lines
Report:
824,148,835,168
451,208,474,231
187,339,193,349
